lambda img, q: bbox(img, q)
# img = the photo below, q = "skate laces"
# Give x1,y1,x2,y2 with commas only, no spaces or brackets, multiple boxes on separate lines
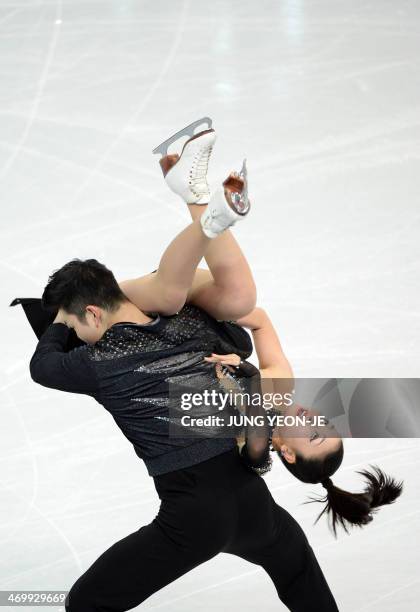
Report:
189,145,213,197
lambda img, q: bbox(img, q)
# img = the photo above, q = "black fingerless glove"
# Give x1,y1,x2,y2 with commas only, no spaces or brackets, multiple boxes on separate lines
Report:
234,360,261,378
240,441,273,476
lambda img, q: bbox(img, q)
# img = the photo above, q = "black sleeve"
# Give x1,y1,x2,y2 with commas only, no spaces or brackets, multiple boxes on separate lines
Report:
240,439,272,474
210,319,253,360
234,360,260,377
29,323,100,397
236,361,273,475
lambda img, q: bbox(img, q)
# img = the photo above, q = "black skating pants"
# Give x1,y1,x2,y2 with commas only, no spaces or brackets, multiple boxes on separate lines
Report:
65,447,339,611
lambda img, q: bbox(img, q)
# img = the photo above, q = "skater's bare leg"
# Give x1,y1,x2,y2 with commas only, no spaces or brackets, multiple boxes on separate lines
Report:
185,203,256,321
120,124,252,318
119,218,212,316
119,179,251,316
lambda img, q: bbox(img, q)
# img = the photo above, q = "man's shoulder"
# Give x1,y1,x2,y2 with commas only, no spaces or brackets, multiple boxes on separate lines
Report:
85,321,170,361
174,304,253,360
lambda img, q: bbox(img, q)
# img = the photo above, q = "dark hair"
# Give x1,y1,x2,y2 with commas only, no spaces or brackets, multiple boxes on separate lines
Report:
42,258,128,321
278,446,403,536
279,441,344,485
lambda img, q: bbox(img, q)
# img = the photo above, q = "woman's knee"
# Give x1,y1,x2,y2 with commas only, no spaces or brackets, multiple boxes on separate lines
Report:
158,287,187,316
221,287,257,320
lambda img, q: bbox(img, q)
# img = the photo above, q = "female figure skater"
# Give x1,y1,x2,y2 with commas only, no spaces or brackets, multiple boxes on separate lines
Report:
26,119,340,611
204,306,403,536
144,119,403,536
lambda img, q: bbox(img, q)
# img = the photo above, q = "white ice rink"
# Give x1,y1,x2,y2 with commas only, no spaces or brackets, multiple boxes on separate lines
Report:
1,0,420,610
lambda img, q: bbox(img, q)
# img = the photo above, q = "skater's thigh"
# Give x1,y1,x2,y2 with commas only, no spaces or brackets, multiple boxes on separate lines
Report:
118,273,168,314
66,520,214,612
185,268,214,302
119,268,213,315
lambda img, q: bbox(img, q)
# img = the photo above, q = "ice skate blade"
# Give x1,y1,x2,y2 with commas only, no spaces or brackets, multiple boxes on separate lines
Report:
152,116,213,157
240,158,248,207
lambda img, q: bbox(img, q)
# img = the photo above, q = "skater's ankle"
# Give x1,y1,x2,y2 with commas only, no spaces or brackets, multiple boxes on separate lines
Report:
188,203,208,218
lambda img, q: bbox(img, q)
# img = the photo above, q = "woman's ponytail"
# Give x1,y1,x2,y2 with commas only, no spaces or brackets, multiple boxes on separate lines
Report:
312,466,403,536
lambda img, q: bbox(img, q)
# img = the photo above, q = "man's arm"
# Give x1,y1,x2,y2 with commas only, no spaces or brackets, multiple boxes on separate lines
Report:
29,318,100,397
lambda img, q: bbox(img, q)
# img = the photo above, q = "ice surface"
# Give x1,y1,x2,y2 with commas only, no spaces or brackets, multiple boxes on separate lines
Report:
1,1,419,610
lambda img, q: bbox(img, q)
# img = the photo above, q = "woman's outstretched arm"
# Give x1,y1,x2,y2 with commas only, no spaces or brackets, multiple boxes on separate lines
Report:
205,307,293,471
236,307,294,380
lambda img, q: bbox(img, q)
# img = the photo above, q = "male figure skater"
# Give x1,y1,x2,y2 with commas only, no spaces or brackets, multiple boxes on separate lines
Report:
27,121,339,611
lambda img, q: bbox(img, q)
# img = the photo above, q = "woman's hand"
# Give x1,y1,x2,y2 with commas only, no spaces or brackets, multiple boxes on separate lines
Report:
204,353,241,366
204,353,241,370
205,353,241,387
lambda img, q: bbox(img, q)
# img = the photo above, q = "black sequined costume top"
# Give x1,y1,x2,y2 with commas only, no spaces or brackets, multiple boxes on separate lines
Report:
29,303,253,476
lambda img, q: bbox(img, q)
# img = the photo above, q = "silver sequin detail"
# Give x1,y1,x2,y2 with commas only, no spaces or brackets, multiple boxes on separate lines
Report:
86,304,222,362
131,397,170,405
250,454,273,476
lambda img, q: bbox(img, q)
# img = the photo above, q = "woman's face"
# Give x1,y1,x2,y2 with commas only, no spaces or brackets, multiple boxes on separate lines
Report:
271,404,342,462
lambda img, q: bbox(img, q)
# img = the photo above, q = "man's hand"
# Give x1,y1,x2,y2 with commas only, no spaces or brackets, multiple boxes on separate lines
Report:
53,309,67,325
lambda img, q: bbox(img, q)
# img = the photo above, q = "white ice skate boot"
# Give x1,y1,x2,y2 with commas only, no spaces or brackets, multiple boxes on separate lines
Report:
153,117,216,205
200,159,251,239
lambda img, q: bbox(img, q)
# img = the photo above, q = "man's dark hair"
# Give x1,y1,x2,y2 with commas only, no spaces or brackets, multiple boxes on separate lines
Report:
41,258,128,321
